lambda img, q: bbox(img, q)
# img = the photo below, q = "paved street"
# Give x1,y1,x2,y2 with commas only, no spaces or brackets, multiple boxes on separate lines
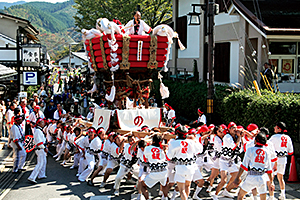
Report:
1,147,300,200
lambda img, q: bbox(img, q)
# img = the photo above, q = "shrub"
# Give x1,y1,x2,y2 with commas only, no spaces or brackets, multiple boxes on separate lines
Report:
151,80,231,124
219,89,300,142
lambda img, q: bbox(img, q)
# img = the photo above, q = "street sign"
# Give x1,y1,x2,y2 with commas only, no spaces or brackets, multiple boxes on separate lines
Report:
23,72,37,85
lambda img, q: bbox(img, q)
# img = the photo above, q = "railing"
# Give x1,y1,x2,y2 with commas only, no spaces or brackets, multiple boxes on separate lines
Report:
167,67,194,83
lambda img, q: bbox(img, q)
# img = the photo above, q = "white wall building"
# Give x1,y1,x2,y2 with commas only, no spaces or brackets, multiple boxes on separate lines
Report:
171,0,300,92
57,51,88,69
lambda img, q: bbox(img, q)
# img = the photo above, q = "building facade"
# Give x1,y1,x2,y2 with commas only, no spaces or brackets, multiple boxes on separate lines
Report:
171,0,300,92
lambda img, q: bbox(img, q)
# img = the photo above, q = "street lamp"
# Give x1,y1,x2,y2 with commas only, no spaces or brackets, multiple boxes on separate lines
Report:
188,1,217,123
187,4,206,25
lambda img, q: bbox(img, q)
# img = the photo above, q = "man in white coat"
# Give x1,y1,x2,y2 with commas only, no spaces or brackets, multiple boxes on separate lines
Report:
124,11,152,35
11,115,27,173
77,127,102,182
28,118,47,183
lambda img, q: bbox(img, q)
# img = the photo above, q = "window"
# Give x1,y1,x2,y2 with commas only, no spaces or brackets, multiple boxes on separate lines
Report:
269,42,296,55
170,16,187,49
214,42,230,83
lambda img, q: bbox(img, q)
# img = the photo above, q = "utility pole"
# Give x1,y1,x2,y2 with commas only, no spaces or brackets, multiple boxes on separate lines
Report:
206,0,215,123
68,44,71,70
16,28,21,92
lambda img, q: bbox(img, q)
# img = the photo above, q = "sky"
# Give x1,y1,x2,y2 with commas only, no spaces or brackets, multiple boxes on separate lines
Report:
0,0,67,3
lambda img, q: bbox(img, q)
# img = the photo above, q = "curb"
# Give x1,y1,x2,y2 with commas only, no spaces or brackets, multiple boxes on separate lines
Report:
0,152,35,200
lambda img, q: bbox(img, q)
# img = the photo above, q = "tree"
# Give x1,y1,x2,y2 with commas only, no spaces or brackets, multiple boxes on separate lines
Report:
73,0,172,30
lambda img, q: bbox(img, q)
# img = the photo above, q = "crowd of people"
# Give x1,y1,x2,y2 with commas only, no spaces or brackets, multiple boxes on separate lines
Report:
4,85,294,200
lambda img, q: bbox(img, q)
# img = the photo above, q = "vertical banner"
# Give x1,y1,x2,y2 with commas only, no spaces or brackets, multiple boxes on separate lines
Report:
282,59,293,73
92,109,112,132
116,108,161,131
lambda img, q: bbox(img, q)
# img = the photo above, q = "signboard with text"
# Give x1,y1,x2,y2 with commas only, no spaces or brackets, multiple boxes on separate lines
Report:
23,72,37,85
22,46,40,67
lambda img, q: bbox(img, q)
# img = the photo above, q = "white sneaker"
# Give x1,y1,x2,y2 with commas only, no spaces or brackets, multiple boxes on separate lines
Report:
161,196,168,200
99,182,106,188
136,193,142,200
53,154,58,158
114,189,119,196
171,191,179,200
60,161,66,166
220,190,234,198
76,173,80,177
55,156,61,161
278,194,285,200
159,190,163,196
28,178,37,184
193,191,202,200
211,194,218,200
192,194,201,200
70,165,75,169
206,186,213,193
268,196,275,200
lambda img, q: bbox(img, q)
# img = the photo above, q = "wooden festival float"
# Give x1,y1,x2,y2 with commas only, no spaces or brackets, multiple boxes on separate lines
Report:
82,18,185,135
85,34,168,108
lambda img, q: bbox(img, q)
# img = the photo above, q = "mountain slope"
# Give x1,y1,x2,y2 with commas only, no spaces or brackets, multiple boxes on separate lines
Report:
0,0,79,59
2,0,76,33
0,1,26,10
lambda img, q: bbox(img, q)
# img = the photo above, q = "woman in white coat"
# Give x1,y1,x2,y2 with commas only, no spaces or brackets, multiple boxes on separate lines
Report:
28,118,47,183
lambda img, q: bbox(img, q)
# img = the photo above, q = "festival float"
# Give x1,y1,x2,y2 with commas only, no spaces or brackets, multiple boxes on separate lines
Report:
81,17,185,137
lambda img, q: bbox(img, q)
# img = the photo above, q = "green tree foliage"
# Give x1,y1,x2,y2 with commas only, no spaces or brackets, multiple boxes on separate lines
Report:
73,0,172,30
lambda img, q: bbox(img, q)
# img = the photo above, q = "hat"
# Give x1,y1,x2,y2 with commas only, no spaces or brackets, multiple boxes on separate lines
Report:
164,103,173,110
50,99,54,103
33,93,38,97
188,128,197,135
100,103,105,107
88,127,96,133
247,124,258,132
197,108,204,114
237,125,244,131
175,125,188,137
228,122,237,129
36,118,44,125
34,105,40,110
141,125,149,131
74,99,79,103
220,124,227,130
198,125,209,133
208,124,215,129
276,122,287,132
108,132,115,137
97,127,105,134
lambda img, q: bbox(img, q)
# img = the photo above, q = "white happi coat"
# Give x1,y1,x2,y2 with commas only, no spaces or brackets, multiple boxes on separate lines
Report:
124,19,152,35
269,134,293,164
167,138,202,176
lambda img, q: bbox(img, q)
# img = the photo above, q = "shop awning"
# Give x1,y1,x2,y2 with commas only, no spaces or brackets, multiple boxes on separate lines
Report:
0,64,18,80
